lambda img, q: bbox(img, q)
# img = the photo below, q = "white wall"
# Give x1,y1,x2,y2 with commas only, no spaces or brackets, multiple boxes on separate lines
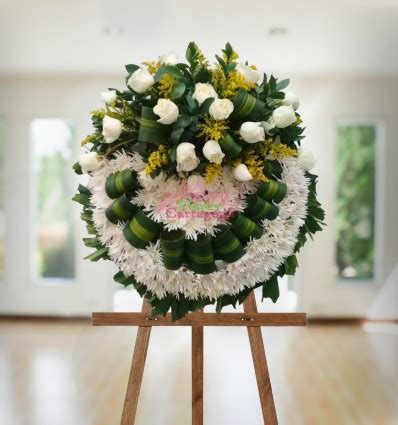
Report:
0,74,397,317
291,75,398,318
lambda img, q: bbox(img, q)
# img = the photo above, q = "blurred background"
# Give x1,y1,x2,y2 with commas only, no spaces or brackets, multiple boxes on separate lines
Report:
0,1,397,424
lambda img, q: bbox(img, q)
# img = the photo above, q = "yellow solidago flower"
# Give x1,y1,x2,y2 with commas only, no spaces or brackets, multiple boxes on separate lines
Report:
211,66,256,99
211,66,227,96
267,144,297,160
145,145,169,175
222,50,239,64
81,133,98,146
142,61,160,75
157,75,175,98
90,109,105,119
244,150,268,182
204,163,223,183
295,117,303,125
197,116,229,142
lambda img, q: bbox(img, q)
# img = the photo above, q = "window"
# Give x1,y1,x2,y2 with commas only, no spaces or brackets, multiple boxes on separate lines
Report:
335,124,377,281
0,122,4,280
31,119,75,281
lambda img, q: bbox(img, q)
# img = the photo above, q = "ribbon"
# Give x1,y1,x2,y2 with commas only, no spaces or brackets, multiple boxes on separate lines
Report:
231,90,265,121
244,194,279,221
105,169,138,199
123,208,162,249
105,193,137,224
229,212,263,242
218,133,242,158
138,106,167,144
160,229,185,270
212,225,245,263
185,234,216,275
257,180,287,204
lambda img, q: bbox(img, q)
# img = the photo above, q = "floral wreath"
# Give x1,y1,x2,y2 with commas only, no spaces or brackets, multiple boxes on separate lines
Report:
73,42,324,320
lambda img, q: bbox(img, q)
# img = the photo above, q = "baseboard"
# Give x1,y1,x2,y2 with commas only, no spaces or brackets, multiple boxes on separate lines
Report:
307,317,398,325
0,314,90,322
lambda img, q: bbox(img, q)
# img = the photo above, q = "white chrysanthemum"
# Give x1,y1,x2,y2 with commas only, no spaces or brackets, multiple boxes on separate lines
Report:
87,153,309,300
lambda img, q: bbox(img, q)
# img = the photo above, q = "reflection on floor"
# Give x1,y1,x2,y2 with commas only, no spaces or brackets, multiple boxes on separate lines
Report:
0,319,397,425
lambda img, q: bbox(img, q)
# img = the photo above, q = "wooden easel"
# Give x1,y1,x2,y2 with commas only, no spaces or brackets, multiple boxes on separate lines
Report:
92,292,306,424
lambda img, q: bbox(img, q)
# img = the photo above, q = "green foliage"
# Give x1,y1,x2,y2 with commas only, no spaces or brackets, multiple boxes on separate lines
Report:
335,125,376,279
262,275,279,302
185,42,209,78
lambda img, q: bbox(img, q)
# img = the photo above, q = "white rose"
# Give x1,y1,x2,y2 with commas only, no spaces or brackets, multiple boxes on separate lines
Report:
128,68,154,93
234,163,253,181
272,105,296,128
176,142,200,172
158,51,178,65
203,140,225,164
79,152,100,173
187,175,206,196
240,122,265,143
192,83,218,106
153,99,179,125
281,92,300,110
261,117,275,135
297,147,317,171
100,90,117,105
102,115,122,143
209,99,234,121
236,63,260,84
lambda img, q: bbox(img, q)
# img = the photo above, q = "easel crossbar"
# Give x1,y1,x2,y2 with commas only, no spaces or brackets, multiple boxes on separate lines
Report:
92,312,306,327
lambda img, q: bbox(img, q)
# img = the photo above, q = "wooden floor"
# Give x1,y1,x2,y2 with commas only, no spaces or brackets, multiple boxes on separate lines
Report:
0,320,397,425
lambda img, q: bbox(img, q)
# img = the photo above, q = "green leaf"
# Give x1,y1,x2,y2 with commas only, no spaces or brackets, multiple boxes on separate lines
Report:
113,271,138,288
78,184,91,195
86,222,97,235
269,75,277,92
186,42,207,74
215,54,226,68
174,114,193,129
119,90,134,101
262,275,280,303
171,297,190,321
216,294,238,313
154,65,184,82
170,127,185,144
276,79,290,91
225,63,236,74
73,161,82,175
125,64,140,74
170,80,186,99
170,145,177,162
186,95,198,112
80,211,93,222
194,67,212,83
284,255,299,275
84,247,108,262
83,237,100,248
138,106,168,144
72,193,90,206
198,97,215,115
150,297,172,318
269,92,285,99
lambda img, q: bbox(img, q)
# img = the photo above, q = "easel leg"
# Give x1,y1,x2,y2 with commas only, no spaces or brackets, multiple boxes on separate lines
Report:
243,292,278,425
121,300,152,425
192,311,203,425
